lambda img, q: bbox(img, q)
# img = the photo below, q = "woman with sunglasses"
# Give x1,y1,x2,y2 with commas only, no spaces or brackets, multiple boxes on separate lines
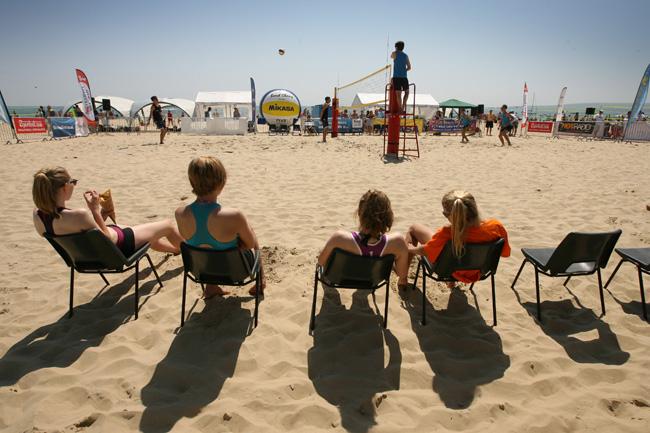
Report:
32,167,183,256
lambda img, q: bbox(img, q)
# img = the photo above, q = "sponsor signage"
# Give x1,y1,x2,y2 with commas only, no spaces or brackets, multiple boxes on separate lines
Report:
75,69,95,121
557,121,595,135
527,121,554,133
51,117,76,138
13,117,47,134
427,118,468,133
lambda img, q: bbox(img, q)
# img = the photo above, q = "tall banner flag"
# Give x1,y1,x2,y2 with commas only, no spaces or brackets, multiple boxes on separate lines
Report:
0,90,17,141
250,77,257,133
624,63,650,140
75,69,95,121
522,82,528,136
555,87,567,122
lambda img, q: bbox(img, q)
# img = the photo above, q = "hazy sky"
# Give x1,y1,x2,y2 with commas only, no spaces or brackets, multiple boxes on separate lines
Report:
1,0,648,107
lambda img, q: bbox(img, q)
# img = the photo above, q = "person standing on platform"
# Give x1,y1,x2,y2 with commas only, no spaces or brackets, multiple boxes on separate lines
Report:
497,104,514,146
320,96,331,143
390,41,412,114
146,96,168,144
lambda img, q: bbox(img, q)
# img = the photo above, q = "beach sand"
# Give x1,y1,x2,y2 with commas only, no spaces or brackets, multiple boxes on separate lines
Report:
0,131,649,432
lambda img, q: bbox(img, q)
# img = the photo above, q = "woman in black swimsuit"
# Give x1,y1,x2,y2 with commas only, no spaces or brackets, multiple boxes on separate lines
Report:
147,95,168,144
32,167,183,255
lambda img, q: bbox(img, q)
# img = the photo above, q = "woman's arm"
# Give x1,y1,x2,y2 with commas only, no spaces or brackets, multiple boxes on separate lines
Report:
317,230,347,267
235,210,259,251
84,190,112,238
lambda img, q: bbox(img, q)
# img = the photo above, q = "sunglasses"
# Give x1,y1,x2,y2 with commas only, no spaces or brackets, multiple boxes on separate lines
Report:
68,179,78,186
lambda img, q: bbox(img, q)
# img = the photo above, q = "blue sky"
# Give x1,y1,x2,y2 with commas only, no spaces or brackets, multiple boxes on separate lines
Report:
1,0,648,107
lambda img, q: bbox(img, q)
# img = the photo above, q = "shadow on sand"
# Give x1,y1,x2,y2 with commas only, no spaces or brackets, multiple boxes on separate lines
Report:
511,284,630,365
308,289,401,433
0,262,181,387
400,285,510,409
139,295,255,433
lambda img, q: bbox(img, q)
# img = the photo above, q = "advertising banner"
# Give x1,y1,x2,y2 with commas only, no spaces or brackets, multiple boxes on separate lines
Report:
75,69,95,121
555,87,567,122
75,117,89,136
51,117,76,138
522,82,528,127
527,121,554,133
0,90,11,125
427,118,462,133
13,117,47,134
250,77,256,132
624,63,650,141
557,121,595,135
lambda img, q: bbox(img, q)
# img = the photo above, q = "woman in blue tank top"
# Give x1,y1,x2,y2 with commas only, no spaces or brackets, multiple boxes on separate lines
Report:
175,157,265,298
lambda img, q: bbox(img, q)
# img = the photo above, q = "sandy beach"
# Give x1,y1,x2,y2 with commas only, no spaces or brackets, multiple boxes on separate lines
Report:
0,131,649,433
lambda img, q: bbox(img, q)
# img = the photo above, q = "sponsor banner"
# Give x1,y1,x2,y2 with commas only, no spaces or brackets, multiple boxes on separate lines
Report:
624,63,650,140
557,121,595,135
352,118,363,130
13,117,47,134
527,121,554,133
522,82,528,127
51,117,76,138
0,90,11,125
250,77,257,132
75,117,89,136
75,69,95,121
427,118,465,133
555,87,567,122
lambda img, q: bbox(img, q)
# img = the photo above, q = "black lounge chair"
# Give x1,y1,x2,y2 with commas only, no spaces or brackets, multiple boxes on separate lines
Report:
604,247,650,321
44,229,162,319
180,243,261,327
511,230,621,321
310,248,395,331
412,239,505,326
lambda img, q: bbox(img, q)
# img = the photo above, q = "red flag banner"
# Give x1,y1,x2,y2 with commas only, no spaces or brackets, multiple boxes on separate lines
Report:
527,121,554,133
75,69,95,121
13,117,47,134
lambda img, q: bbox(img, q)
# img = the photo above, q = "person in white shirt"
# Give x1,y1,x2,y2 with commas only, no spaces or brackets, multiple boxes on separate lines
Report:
593,110,605,138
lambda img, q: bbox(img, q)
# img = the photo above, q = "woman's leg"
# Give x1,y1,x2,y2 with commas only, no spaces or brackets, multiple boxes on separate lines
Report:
131,219,182,254
405,223,435,270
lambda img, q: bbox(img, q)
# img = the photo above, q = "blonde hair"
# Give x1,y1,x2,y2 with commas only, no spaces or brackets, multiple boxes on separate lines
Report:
357,190,394,239
442,190,480,257
32,167,70,218
188,156,227,196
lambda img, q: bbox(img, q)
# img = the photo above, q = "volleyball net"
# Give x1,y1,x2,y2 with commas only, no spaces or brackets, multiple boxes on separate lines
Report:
334,64,391,113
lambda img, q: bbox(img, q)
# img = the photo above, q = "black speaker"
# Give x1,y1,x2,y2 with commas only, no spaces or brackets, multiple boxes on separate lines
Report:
470,107,478,116
477,104,484,115
102,99,111,111
585,107,595,115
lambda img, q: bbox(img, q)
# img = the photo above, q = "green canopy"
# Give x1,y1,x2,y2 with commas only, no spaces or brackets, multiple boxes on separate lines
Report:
438,99,476,109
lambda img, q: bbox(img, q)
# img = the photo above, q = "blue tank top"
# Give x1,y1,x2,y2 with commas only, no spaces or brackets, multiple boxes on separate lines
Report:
393,51,408,78
186,201,239,250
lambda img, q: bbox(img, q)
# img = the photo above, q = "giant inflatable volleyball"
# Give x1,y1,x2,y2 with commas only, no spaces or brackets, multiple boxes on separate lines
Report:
260,89,301,126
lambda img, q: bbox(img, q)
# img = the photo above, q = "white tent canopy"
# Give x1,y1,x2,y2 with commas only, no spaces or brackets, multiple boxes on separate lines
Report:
351,92,439,118
129,97,195,119
195,91,252,119
62,95,134,117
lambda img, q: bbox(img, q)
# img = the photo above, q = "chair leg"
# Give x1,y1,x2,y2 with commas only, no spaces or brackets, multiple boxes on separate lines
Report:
383,278,390,329
181,272,187,326
134,260,140,319
69,267,75,318
638,267,647,321
563,276,571,287
421,269,427,326
512,259,527,289
604,259,625,289
145,254,163,288
413,260,421,289
254,273,260,328
99,272,109,286
491,274,497,326
469,282,475,291
597,268,605,316
535,268,541,321
309,270,318,331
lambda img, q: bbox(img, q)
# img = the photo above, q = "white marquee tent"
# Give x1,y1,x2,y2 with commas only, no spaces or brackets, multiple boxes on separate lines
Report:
129,98,196,119
195,91,252,119
351,92,439,118
62,95,134,117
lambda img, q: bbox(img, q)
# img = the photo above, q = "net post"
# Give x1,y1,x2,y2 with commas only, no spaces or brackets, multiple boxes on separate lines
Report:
386,83,399,156
332,88,339,138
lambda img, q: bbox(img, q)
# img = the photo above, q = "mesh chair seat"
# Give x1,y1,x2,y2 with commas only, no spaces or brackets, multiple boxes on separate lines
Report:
522,247,597,275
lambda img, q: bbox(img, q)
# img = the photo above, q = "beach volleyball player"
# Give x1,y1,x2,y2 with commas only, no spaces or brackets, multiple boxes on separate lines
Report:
147,96,168,144
390,41,411,113
320,96,331,143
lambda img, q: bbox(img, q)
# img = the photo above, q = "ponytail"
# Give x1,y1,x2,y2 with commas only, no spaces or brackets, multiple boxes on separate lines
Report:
441,190,481,258
32,167,69,218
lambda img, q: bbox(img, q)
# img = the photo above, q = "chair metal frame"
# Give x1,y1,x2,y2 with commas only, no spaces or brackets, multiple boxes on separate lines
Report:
310,248,395,331
413,239,505,326
180,243,261,327
604,247,649,321
511,230,621,321
44,229,162,319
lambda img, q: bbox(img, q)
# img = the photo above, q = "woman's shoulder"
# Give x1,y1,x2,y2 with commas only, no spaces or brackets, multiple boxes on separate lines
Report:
480,219,508,234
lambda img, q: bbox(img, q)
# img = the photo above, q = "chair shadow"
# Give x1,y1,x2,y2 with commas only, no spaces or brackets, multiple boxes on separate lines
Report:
604,286,648,322
400,285,510,409
308,289,401,433
139,296,252,433
0,264,182,387
511,284,630,365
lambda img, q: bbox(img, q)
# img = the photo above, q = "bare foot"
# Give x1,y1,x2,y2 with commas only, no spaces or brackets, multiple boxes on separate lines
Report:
203,284,230,299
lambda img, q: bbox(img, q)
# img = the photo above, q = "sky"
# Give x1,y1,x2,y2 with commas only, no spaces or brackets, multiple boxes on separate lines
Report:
1,0,649,107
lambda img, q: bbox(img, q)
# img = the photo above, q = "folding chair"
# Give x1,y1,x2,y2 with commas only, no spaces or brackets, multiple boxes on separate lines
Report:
180,243,261,327
511,230,621,321
44,229,162,319
413,239,505,326
604,247,650,321
310,248,395,331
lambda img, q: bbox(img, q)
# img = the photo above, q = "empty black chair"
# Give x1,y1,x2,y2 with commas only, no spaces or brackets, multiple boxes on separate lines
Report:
44,229,162,319
180,243,261,327
604,247,650,321
310,248,395,331
413,239,505,326
511,230,621,321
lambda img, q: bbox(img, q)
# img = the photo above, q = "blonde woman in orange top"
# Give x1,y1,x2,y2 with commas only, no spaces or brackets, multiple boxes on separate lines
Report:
406,190,511,283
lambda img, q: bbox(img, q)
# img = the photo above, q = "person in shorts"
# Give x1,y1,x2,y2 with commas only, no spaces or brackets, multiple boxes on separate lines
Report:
485,110,496,136
498,104,514,146
390,41,412,113
147,96,168,144
320,96,331,143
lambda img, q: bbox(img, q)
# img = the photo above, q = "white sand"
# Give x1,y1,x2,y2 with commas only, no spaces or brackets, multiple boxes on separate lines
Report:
0,131,649,432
